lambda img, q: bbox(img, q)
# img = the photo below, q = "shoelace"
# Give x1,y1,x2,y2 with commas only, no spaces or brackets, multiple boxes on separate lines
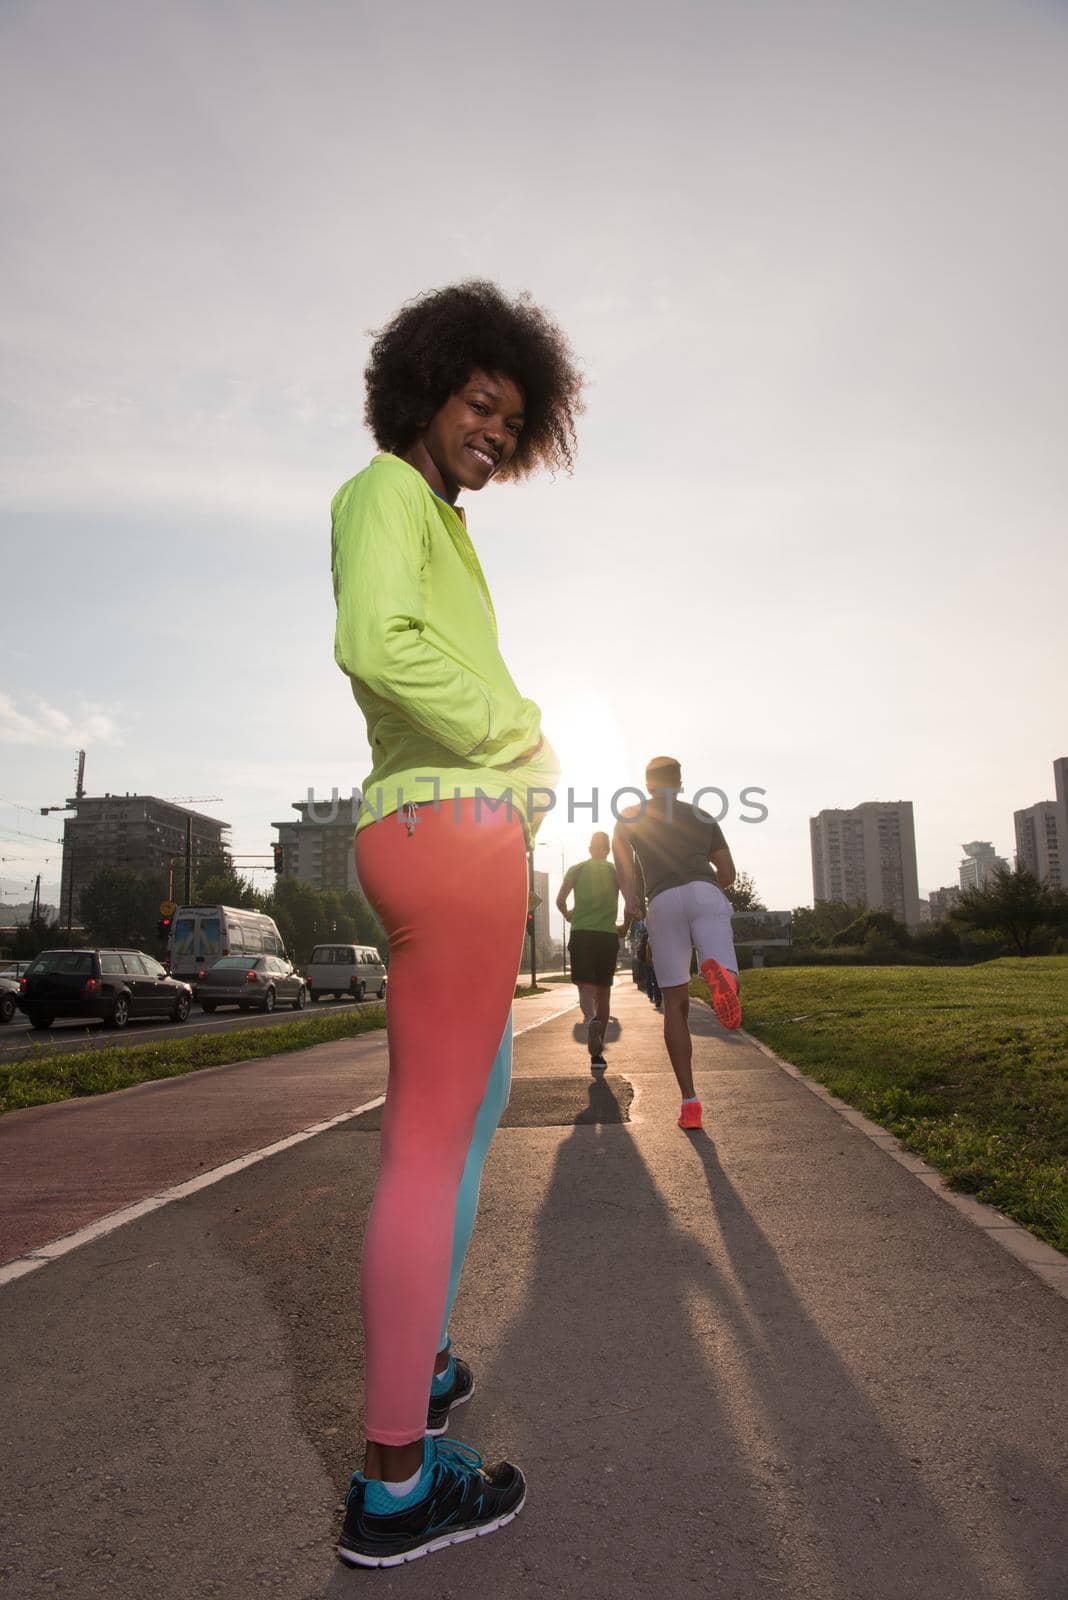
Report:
346,1435,487,1502
433,1437,487,1481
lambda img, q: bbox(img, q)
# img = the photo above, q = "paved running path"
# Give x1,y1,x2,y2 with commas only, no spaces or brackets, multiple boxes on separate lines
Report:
0,987,572,1264
2,981,1066,1598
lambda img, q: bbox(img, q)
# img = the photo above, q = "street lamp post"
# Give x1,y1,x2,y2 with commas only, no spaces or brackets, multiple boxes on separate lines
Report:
66,843,75,939
534,838,569,979
526,847,537,991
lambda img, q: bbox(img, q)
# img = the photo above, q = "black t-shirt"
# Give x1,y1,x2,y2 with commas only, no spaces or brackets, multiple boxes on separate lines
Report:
620,796,728,904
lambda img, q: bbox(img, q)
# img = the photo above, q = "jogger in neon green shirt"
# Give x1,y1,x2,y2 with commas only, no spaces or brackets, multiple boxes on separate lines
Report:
335,282,583,1571
557,831,621,1068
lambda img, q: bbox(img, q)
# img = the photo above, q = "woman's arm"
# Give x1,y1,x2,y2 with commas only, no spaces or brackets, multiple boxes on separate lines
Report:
332,475,542,765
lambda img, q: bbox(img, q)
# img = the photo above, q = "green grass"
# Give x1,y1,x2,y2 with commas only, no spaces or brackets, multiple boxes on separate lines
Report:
692,958,1068,1252
0,1006,388,1116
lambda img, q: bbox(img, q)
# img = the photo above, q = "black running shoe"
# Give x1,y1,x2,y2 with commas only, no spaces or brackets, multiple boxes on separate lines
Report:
587,1018,605,1058
338,1438,526,1568
591,1055,607,1071
426,1355,475,1436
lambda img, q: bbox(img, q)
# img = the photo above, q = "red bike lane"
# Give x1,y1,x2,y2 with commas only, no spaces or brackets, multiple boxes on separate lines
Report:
0,990,577,1268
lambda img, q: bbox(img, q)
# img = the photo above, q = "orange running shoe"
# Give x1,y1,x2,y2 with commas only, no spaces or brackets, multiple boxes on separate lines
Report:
700,958,742,1030
677,1099,703,1130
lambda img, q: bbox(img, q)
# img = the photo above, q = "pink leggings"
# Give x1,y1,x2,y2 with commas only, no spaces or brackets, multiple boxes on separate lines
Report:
354,799,528,1445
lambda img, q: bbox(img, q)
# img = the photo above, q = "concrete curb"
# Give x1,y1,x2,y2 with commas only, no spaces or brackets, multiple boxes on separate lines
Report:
694,998,1068,1303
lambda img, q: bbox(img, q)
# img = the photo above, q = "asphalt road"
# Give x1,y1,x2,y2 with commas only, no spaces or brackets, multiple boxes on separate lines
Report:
2,984,1065,1599
0,992,383,1064
0,970,564,1063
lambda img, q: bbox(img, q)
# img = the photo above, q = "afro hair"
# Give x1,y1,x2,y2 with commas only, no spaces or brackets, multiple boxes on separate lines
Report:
364,280,584,480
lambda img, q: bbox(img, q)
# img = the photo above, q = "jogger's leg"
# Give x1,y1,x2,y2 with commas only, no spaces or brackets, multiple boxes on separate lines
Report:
438,1014,513,1352
354,803,526,1457
661,983,695,1099
690,881,742,1029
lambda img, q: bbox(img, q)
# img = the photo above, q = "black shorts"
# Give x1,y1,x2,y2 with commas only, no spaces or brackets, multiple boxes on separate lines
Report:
568,928,619,986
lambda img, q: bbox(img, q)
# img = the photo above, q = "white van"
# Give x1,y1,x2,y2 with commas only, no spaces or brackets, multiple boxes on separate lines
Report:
307,943,387,1003
169,905,287,985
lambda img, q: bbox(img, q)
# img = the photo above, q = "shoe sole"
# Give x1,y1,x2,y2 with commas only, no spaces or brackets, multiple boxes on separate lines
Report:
700,959,742,1030
337,1488,526,1568
425,1378,475,1437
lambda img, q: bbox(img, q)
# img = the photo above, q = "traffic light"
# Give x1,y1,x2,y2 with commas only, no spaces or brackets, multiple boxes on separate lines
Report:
273,843,283,873
158,915,172,941
526,912,535,940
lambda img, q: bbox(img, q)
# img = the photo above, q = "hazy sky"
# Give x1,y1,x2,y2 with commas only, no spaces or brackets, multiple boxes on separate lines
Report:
2,0,1066,923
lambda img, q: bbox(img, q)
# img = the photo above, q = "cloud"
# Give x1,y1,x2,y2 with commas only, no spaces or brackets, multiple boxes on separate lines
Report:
0,692,123,747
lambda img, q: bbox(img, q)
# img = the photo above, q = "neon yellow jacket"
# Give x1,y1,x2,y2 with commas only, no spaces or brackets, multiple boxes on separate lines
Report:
332,453,559,836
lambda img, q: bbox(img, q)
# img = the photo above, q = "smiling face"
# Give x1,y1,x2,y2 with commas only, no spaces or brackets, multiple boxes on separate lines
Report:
404,370,526,502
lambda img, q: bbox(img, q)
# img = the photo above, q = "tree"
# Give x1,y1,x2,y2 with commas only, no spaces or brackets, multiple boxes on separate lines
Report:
261,878,384,963
951,866,1067,956
11,916,71,960
79,868,166,949
790,900,861,947
723,872,766,912
192,865,262,910
831,909,910,949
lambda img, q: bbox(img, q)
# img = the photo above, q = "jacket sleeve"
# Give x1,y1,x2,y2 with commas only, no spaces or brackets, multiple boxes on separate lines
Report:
332,473,542,763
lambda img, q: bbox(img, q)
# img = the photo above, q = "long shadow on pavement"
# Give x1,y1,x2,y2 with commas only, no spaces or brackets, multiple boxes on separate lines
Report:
329,1075,1015,1598
683,1129,1068,1600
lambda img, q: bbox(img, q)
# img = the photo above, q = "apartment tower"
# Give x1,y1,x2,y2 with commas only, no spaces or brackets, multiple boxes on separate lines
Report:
809,801,921,927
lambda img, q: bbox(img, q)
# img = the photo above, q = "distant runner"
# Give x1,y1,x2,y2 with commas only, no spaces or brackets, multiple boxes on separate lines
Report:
613,755,741,1130
556,831,620,1070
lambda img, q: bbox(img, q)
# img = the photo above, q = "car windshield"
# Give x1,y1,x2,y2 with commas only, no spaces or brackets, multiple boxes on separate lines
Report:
210,957,262,969
29,952,94,975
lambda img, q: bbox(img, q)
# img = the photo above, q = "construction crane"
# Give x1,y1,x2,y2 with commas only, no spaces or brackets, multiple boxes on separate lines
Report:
164,796,223,805
40,750,87,815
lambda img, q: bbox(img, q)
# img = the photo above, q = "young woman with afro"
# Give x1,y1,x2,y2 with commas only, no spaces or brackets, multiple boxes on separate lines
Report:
332,281,583,1568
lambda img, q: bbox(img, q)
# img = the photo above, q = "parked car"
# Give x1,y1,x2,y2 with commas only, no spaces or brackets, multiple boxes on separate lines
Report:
306,943,387,1002
0,961,32,982
0,975,19,1025
197,955,307,1014
17,948,193,1030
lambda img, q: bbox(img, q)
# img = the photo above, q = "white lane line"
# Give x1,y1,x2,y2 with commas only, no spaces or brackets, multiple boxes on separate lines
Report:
0,1094,386,1290
514,999,577,1037
0,994,581,1291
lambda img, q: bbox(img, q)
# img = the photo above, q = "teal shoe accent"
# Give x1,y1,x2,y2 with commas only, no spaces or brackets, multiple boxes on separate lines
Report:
431,1354,455,1396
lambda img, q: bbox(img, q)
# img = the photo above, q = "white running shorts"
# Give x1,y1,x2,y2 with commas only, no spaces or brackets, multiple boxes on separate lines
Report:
646,880,738,988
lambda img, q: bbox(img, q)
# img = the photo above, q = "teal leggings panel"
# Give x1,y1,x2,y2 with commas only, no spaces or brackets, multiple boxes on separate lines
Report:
439,1013,513,1350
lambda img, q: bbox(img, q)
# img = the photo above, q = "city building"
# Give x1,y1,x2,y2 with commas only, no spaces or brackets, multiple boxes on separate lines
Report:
1055,757,1068,856
1014,802,1063,889
1011,758,1068,889
810,801,921,927
531,869,555,969
958,841,1009,894
59,795,230,921
273,793,361,894
926,886,962,921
